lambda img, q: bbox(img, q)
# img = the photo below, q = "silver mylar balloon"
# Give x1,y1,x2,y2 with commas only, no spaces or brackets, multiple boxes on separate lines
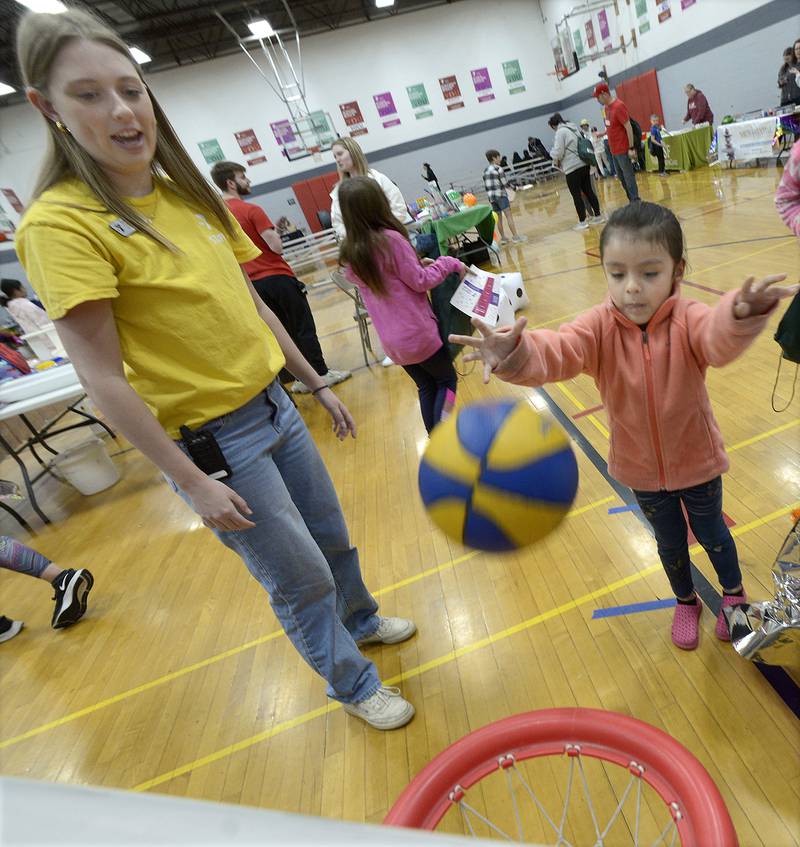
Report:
725,517,800,670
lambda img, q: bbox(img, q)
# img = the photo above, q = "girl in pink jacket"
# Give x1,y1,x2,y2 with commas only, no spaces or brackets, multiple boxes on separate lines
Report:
451,202,797,650
776,137,800,237
340,176,467,433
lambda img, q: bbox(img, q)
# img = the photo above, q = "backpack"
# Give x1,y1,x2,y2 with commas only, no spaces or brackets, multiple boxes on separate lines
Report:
629,117,644,148
567,126,596,166
429,271,474,360
772,290,800,411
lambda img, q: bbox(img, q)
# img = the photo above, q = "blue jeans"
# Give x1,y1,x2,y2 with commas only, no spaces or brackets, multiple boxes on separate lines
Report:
633,477,742,599
611,153,640,201
169,381,381,703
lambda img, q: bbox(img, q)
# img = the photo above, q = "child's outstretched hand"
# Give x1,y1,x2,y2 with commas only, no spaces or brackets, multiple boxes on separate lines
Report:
733,274,798,318
449,316,528,384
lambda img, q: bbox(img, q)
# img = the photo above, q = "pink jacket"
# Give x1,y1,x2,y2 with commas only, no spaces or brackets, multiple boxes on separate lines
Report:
343,229,462,365
776,138,800,237
494,287,774,492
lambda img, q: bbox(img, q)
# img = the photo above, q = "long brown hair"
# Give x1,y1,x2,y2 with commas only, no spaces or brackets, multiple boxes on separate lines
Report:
338,176,413,296
16,8,237,251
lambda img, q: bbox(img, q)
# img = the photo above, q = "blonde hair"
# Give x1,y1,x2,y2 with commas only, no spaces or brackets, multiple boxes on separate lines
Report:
332,137,369,179
16,7,236,251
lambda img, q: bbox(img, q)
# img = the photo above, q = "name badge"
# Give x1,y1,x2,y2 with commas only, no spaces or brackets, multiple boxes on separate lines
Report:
109,219,137,237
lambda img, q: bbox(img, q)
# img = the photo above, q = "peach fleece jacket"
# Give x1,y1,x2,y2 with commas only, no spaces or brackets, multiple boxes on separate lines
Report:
494,286,775,492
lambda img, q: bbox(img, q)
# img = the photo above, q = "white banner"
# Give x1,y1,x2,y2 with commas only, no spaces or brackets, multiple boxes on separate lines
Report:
717,117,778,161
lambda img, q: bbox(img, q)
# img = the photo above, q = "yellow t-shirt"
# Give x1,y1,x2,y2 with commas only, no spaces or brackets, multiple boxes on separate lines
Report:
16,178,285,437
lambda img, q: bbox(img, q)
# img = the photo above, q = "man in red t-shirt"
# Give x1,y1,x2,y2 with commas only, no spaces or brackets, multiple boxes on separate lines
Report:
593,83,640,203
211,162,350,393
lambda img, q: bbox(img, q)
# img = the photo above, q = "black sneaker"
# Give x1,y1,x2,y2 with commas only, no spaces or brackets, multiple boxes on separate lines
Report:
51,568,94,629
0,615,24,643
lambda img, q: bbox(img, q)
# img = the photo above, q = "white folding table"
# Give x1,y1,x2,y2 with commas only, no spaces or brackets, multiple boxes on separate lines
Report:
0,381,115,529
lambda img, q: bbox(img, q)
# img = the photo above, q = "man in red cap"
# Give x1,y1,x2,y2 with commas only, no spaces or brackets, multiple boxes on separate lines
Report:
593,82,640,202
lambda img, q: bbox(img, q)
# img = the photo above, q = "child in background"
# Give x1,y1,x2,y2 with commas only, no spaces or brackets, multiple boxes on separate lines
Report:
776,137,800,236
1,536,94,641
482,150,527,245
1,278,59,357
649,115,668,177
450,202,797,650
338,176,467,433
591,127,611,177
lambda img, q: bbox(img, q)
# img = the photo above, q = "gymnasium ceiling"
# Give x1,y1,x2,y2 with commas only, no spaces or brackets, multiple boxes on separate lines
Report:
0,0,464,107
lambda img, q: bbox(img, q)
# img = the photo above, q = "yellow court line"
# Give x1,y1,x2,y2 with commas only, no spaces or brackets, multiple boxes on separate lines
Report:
530,309,584,329
553,382,610,440
375,496,615,597
0,495,613,751
728,419,800,452
132,501,799,793
691,238,795,278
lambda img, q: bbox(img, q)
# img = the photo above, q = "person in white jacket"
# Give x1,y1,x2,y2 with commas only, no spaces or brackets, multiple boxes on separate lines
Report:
1,279,59,357
330,137,411,366
329,138,410,241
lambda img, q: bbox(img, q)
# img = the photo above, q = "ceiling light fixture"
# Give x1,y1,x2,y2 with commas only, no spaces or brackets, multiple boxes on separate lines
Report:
248,19,275,39
129,47,152,65
0,83,16,97
15,0,67,12
375,0,395,7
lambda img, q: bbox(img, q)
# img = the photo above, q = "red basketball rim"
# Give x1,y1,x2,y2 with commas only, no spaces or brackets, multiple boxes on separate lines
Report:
384,708,737,846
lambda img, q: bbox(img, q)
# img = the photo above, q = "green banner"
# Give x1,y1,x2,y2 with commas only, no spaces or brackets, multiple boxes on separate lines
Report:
634,0,647,14
198,138,224,164
407,83,433,119
573,29,584,57
502,59,526,94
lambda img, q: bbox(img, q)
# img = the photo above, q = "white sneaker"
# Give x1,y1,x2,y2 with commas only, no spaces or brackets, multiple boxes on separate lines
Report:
511,234,528,243
381,356,394,368
324,368,352,386
342,686,415,730
589,214,606,226
0,616,23,644
358,616,417,645
290,380,311,394
499,237,510,245
573,221,590,231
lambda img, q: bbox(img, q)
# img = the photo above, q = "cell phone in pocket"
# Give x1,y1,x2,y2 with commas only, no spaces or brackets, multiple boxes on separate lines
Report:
179,425,232,480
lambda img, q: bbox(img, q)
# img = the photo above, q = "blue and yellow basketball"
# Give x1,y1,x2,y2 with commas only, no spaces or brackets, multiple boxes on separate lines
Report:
418,400,578,551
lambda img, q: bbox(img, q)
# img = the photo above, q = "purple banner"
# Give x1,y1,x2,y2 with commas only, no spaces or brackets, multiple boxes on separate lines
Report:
470,67,495,103
680,0,696,7
598,9,610,40
373,91,401,128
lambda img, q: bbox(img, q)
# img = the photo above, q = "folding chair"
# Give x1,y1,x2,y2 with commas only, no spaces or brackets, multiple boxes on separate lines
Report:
330,271,380,368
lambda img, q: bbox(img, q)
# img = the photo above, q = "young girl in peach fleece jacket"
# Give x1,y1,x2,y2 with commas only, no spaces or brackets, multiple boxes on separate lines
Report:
451,201,797,651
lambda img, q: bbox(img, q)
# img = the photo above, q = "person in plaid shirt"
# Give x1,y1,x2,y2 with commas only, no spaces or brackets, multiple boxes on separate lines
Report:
482,150,527,245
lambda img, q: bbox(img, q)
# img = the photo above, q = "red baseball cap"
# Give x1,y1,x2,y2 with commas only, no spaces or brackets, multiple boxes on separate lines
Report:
593,82,610,98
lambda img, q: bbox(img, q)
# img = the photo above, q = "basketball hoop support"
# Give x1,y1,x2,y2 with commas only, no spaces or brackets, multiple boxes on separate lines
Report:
214,2,330,152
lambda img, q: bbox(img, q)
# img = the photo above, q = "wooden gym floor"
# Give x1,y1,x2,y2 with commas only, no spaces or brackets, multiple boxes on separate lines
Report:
0,165,798,845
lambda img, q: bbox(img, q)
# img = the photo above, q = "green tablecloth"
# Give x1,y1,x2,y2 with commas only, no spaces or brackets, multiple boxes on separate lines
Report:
422,204,496,257
645,125,713,172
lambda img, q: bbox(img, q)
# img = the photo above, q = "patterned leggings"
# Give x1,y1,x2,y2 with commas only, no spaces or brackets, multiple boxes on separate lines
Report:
0,536,51,578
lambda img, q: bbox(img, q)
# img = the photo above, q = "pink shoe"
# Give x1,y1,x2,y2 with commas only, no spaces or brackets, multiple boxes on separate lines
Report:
715,592,747,641
671,600,702,650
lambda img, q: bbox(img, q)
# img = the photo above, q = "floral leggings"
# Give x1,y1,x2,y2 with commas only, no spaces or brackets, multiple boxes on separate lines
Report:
0,536,50,578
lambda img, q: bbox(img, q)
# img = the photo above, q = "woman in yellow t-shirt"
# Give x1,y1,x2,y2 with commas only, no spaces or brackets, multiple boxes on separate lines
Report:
14,9,415,730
